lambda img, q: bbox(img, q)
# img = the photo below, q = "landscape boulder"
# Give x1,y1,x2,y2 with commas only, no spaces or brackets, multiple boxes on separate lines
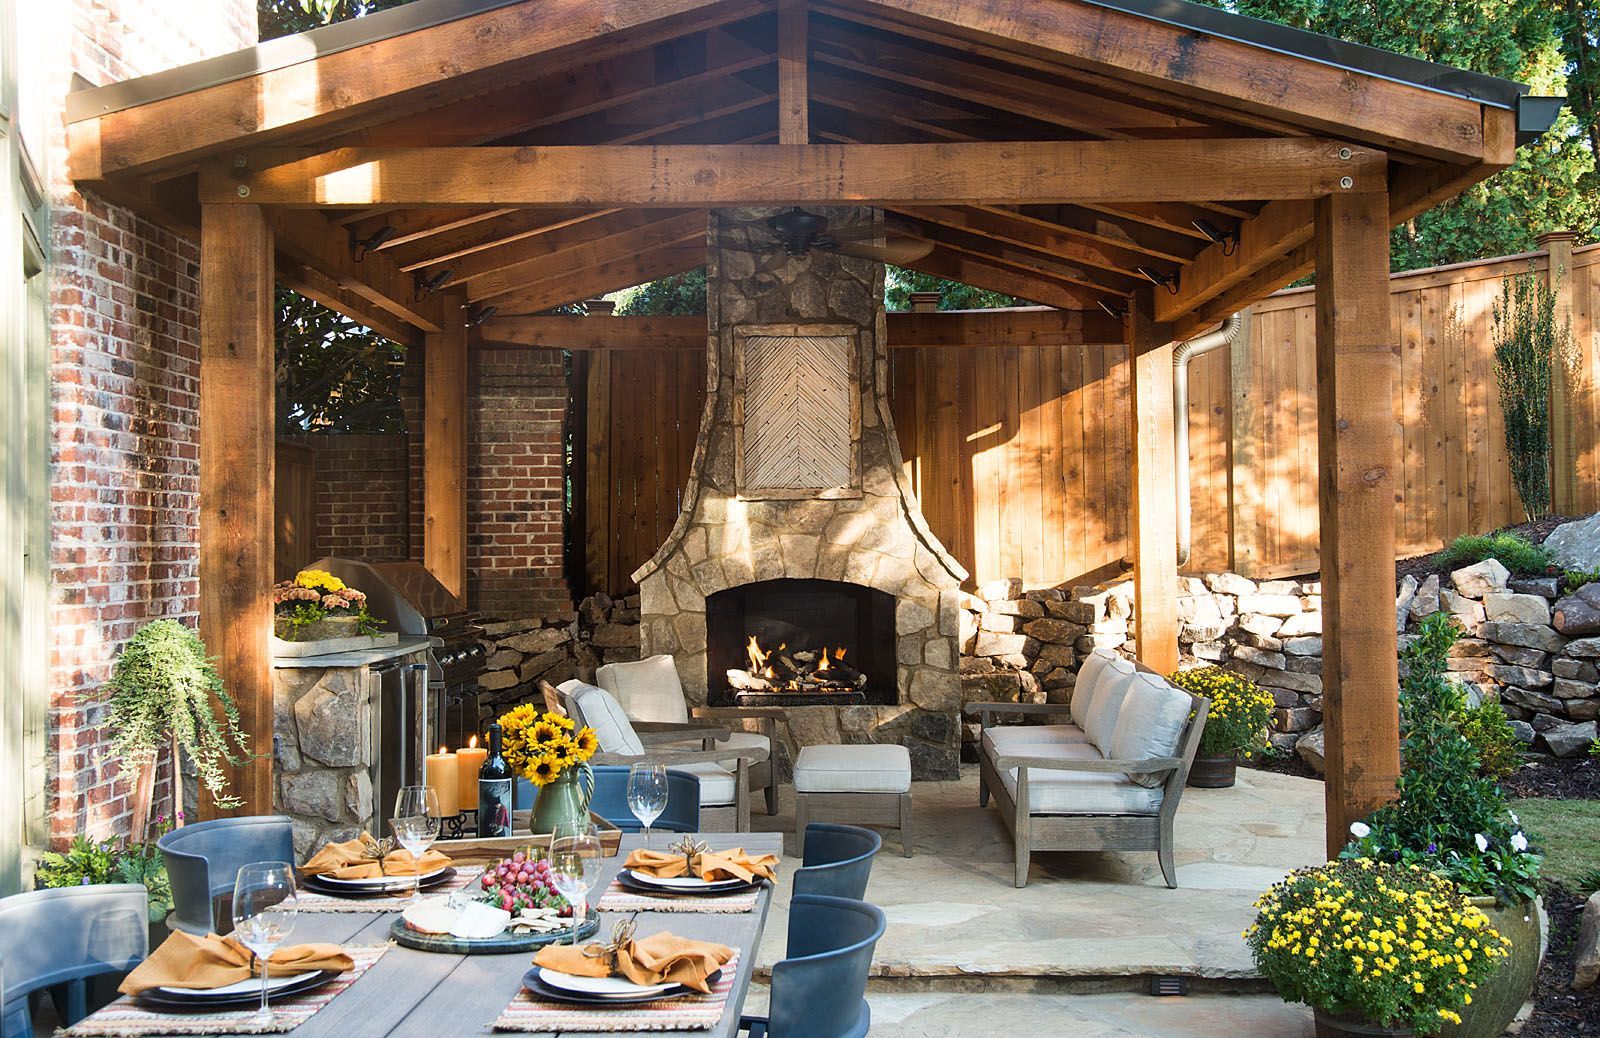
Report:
1554,582,1600,637
1482,591,1552,626
1544,511,1600,571
1575,890,1600,992
1294,727,1325,774
1543,720,1598,758
1451,558,1510,599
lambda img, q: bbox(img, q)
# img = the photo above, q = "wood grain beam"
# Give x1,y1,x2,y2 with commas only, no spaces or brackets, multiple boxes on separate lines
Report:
474,307,1126,349
902,245,1106,309
778,0,809,144
464,211,707,302
197,203,275,817
1127,294,1179,674
848,0,1489,164
424,297,470,600
203,140,1387,207
1315,189,1400,856
274,258,423,347
440,210,696,287
1156,199,1315,325
271,210,449,332
886,213,1140,296
492,244,706,315
69,0,770,180
894,205,1154,280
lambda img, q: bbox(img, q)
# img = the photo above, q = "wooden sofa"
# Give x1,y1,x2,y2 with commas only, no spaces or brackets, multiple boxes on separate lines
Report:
965,651,1209,888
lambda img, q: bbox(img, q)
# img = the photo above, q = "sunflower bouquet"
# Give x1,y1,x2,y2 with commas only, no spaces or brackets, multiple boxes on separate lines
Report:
497,705,599,786
1246,859,1509,1033
1168,665,1275,756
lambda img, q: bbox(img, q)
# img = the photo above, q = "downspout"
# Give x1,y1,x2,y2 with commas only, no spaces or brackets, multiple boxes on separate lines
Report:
1173,311,1248,568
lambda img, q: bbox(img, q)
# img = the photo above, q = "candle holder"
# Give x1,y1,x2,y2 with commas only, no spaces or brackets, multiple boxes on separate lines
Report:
441,811,472,840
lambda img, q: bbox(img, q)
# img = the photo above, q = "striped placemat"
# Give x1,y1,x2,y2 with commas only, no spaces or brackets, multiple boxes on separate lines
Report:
62,945,389,1036
297,867,484,912
595,881,758,915
492,952,739,1033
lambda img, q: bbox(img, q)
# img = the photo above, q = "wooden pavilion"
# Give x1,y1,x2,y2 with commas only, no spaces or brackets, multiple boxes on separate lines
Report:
66,0,1558,854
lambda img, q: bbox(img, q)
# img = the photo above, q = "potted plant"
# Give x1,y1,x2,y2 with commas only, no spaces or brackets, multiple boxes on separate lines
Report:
1168,665,1275,787
35,814,179,967
91,618,254,829
1248,859,1509,1037
272,568,384,643
496,704,600,835
1341,613,1543,1038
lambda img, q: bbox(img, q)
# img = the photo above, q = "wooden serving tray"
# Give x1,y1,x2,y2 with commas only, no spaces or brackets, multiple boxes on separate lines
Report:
436,812,623,863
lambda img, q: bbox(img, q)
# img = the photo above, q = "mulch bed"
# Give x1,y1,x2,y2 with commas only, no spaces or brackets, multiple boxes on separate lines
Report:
1393,515,1582,586
1240,751,1321,781
1519,883,1600,1037
1504,755,1600,801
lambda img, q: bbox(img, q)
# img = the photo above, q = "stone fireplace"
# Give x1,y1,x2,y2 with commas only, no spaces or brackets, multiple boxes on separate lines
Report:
634,208,967,778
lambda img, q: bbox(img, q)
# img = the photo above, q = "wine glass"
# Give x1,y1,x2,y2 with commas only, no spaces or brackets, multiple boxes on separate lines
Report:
549,822,603,945
232,862,298,1020
391,785,441,905
627,762,669,849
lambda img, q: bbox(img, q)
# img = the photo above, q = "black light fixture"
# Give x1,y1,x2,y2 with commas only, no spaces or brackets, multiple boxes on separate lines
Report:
349,224,398,262
1192,218,1239,256
1137,266,1180,295
413,269,454,301
465,304,499,328
1097,299,1126,319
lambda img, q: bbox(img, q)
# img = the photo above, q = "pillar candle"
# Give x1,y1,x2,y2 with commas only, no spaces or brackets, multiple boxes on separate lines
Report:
424,746,459,817
456,735,487,810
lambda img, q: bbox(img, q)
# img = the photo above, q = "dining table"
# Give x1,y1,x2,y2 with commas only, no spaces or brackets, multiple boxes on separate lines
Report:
95,832,782,1038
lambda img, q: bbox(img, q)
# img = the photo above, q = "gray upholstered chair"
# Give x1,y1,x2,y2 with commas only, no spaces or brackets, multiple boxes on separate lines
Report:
157,815,295,934
595,654,779,815
739,894,885,1038
0,884,148,1037
559,680,768,831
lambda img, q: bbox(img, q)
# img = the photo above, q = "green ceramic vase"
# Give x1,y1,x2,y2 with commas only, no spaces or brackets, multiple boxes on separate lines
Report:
1436,896,1541,1038
529,764,593,836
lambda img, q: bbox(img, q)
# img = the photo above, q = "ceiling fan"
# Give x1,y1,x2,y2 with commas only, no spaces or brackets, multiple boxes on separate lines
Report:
720,207,934,265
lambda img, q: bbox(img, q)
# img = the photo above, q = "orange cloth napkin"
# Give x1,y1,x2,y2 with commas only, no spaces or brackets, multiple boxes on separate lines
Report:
533,932,733,994
300,832,452,879
624,847,777,884
119,932,353,995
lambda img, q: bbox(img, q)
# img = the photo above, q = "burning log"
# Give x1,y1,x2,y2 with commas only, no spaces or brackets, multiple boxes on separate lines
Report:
727,670,774,692
730,635,866,696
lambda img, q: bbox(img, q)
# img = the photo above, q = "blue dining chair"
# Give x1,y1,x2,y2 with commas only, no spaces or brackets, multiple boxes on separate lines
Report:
792,823,880,901
157,815,294,935
516,766,702,833
740,894,885,1038
0,884,148,1038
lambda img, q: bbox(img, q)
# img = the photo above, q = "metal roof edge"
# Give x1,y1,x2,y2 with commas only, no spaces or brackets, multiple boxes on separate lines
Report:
66,0,528,122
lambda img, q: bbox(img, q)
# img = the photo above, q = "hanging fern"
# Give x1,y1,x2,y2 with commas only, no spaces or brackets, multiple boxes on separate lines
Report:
88,620,254,809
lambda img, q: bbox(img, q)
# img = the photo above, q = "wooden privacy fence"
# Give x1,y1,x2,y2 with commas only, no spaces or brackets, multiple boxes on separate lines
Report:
578,239,1600,596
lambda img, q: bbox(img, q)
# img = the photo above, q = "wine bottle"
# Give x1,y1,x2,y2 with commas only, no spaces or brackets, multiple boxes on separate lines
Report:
477,723,514,838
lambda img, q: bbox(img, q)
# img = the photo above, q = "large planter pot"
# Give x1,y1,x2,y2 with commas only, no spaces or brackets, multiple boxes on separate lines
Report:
1313,1009,1412,1038
1187,751,1238,788
1437,896,1542,1038
529,766,592,836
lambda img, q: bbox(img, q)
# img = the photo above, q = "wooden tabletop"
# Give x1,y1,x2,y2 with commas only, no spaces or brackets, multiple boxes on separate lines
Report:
151,833,781,1038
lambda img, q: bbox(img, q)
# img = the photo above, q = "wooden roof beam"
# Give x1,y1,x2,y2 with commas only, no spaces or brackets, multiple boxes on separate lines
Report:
444,209,703,291
892,204,1153,281
205,139,1387,207
69,0,772,182
491,245,706,315
885,214,1139,296
900,245,1107,309
271,210,451,332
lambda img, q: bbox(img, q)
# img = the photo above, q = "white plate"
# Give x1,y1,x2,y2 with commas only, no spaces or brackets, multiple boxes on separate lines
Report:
537,969,675,998
158,972,308,997
313,866,449,889
624,869,746,891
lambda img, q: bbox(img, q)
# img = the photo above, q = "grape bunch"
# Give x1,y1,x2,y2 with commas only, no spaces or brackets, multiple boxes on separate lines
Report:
477,850,572,916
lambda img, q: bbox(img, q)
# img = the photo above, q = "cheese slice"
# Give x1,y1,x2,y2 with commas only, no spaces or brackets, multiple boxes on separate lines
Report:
401,896,459,935
450,900,511,940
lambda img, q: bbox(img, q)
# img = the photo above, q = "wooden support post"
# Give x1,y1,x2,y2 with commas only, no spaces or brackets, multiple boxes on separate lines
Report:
1127,296,1179,674
424,296,469,601
584,302,615,596
1540,231,1579,514
1315,190,1400,857
778,0,809,144
198,203,276,818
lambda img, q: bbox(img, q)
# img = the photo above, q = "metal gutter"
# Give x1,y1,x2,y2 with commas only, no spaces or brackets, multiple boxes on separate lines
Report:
66,0,528,122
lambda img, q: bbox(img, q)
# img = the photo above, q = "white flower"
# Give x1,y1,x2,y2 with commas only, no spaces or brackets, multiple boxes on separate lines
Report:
1349,822,1371,839
1474,833,1489,853
1511,832,1528,852
1509,809,1520,826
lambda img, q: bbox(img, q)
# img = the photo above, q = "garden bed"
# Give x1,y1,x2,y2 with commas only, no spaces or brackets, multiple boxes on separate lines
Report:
1394,515,1580,586
1505,755,1600,801
1519,883,1600,1037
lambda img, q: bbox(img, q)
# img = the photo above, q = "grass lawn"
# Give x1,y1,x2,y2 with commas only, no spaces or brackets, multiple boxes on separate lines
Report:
1510,797,1600,890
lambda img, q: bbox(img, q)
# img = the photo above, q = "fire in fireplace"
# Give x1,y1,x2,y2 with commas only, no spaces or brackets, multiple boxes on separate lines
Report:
706,578,897,707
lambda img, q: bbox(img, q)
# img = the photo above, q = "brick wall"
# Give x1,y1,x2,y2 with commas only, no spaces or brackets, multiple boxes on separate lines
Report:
469,349,571,616
312,434,411,560
42,0,257,844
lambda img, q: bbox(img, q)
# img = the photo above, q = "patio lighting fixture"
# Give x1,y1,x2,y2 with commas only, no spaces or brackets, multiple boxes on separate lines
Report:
1137,266,1180,295
465,304,498,328
1191,219,1239,256
413,269,454,301
1097,300,1126,319
349,224,398,262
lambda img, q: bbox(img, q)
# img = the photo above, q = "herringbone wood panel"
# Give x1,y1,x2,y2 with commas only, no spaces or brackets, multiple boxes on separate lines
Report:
742,334,852,489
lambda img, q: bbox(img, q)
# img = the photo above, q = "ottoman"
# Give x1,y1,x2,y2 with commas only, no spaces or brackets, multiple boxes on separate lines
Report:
793,743,913,857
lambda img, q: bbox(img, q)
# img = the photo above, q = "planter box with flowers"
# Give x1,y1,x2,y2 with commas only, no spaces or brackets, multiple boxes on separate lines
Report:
272,568,396,657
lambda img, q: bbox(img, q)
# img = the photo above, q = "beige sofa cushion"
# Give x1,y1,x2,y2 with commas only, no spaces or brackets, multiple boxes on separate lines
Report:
794,744,911,794
980,724,1090,761
675,762,737,806
1109,673,1193,787
559,681,645,756
596,654,690,725
1071,649,1132,728
999,742,1164,816
1082,663,1138,752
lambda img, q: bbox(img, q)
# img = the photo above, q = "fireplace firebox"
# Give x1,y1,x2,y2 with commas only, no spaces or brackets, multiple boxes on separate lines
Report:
706,579,897,707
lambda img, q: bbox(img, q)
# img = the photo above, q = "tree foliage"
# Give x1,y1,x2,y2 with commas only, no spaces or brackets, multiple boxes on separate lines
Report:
275,288,406,435
884,267,1017,310
1195,0,1597,270
615,270,708,316
1491,268,1572,521
259,0,414,39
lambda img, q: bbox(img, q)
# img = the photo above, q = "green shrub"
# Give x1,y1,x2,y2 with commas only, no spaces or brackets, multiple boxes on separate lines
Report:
1457,702,1520,779
1437,532,1554,575
1492,268,1570,522
1563,567,1600,594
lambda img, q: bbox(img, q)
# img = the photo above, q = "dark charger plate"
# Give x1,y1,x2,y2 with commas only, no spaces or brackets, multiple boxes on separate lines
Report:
520,967,722,1006
133,969,341,1010
613,870,761,897
299,867,457,898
